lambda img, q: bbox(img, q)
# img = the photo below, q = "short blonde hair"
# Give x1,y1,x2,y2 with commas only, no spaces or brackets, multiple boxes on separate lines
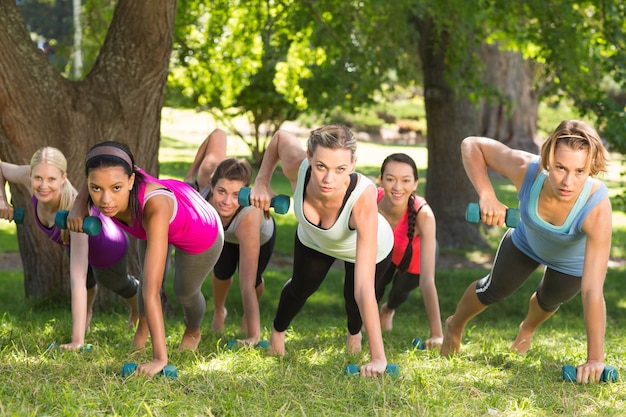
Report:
307,124,357,161
540,120,609,175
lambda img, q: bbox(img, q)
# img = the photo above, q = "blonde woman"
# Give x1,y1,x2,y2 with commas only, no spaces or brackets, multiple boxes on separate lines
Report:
0,147,140,350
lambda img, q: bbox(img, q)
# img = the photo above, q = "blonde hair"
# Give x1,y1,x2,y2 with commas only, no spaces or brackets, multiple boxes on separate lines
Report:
30,147,77,244
307,124,357,161
540,120,609,176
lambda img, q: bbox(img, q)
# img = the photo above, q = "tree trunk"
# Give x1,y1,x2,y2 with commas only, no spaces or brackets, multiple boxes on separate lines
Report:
418,17,486,249
0,0,176,303
479,44,540,153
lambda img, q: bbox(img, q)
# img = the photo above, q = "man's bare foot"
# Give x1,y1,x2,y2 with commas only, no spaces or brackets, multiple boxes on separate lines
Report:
379,303,395,331
211,307,227,332
268,328,286,356
131,318,148,352
346,331,362,354
179,328,201,351
440,316,463,357
509,321,533,354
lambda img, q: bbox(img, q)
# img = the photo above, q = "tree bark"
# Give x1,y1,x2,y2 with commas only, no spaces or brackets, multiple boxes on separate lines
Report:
479,44,540,153
418,16,486,249
0,0,176,302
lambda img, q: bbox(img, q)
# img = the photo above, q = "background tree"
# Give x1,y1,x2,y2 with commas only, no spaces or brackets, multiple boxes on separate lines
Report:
0,0,175,301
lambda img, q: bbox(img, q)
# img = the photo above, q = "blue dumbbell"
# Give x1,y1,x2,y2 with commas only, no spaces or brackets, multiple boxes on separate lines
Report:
562,365,618,382
226,339,270,349
121,363,178,378
238,187,290,215
466,203,520,228
412,338,425,350
13,207,25,223
54,210,102,236
47,343,93,352
345,363,400,376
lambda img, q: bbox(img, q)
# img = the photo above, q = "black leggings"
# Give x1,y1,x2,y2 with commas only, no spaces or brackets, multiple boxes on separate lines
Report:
213,220,276,287
375,264,420,310
273,234,392,335
476,229,581,312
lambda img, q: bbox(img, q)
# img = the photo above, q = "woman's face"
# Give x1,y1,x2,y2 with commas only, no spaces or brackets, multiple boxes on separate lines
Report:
30,162,66,205
545,143,590,202
307,146,356,200
210,178,245,221
87,166,134,218
379,160,417,207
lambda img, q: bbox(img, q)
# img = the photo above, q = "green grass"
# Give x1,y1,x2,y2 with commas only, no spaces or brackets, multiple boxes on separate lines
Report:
1,120,626,416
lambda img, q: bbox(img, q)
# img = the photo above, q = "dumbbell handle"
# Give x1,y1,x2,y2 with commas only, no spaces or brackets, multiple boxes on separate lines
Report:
466,203,520,228
345,363,399,376
238,187,290,215
562,365,618,382
54,210,103,236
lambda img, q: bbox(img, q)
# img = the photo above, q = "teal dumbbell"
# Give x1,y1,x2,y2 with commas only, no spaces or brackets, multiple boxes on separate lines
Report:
2,206,24,223
121,363,178,378
466,203,520,228
13,207,25,223
238,187,290,215
226,339,269,349
562,365,618,382
412,338,425,350
54,210,102,236
47,343,93,352
345,363,400,376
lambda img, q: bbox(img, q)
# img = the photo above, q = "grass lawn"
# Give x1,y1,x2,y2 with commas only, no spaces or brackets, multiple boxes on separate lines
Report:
0,109,625,416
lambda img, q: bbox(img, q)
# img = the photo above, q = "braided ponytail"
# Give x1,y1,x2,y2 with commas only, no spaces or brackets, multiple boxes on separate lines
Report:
397,194,417,272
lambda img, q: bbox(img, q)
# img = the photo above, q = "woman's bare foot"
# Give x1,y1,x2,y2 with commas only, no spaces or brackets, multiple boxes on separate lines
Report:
440,316,463,357
179,328,201,351
211,307,227,332
268,328,286,356
379,303,395,331
509,321,533,354
131,318,149,352
346,331,362,354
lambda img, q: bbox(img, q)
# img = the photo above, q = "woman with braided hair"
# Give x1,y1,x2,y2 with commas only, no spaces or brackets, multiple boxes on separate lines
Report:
376,153,443,350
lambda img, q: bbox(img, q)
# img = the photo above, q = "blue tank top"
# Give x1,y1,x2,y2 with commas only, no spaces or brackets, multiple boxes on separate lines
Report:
511,157,608,276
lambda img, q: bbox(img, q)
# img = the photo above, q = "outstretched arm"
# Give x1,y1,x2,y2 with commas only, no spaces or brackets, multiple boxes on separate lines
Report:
62,231,91,350
416,205,443,349
578,194,612,383
351,185,387,376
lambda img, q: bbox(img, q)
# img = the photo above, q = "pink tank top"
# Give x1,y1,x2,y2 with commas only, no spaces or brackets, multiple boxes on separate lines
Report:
377,188,425,274
112,169,220,254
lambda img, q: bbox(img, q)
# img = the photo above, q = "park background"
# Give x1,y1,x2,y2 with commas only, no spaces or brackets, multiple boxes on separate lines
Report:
2,1,626,416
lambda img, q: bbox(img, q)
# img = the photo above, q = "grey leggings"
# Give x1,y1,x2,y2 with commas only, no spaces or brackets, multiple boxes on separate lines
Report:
91,251,138,299
137,230,224,329
476,229,581,312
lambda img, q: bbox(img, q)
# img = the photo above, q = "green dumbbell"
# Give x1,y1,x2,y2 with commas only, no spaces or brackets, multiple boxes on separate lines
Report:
561,365,618,382
412,338,425,350
54,210,102,236
466,203,520,228
238,187,290,215
344,363,400,376
121,363,178,378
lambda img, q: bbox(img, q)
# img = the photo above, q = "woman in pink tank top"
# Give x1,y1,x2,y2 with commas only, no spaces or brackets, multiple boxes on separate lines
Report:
68,141,224,378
